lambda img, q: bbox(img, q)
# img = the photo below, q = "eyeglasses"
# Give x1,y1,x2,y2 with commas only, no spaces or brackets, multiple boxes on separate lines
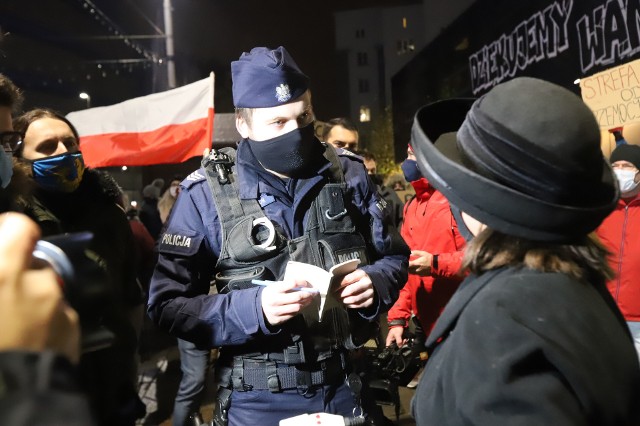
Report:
0,131,23,153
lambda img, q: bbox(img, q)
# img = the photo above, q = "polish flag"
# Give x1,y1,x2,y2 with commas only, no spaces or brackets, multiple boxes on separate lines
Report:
67,73,214,167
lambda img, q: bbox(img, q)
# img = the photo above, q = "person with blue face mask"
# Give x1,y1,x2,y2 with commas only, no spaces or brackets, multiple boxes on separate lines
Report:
0,74,97,426
596,143,640,365
13,108,146,426
147,46,409,426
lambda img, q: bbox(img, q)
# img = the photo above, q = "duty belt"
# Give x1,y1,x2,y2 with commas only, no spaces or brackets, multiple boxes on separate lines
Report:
229,354,346,393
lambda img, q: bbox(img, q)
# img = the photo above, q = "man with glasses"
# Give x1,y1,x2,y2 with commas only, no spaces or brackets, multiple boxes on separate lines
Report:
0,73,95,425
597,143,640,363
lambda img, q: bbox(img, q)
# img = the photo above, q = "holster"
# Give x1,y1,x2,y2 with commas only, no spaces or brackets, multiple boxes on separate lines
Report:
213,387,232,426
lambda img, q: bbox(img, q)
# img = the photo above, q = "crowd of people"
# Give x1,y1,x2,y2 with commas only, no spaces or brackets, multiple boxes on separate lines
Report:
1,44,640,426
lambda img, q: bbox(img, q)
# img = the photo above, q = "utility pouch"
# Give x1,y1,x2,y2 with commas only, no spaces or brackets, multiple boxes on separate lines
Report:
315,183,355,234
226,216,284,263
317,234,369,270
215,266,273,294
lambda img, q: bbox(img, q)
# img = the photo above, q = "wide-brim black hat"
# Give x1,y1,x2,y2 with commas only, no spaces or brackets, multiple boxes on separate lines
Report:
411,77,619,242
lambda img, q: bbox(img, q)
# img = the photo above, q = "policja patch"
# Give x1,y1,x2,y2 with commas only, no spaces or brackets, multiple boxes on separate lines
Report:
158,229,204,256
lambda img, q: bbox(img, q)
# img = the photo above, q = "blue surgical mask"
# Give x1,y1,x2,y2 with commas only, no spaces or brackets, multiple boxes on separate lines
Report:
401,159,422,183
31,152,85,193
0,149,13,189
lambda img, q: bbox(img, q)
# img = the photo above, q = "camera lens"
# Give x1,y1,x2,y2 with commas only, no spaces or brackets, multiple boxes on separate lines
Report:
33,240,75,285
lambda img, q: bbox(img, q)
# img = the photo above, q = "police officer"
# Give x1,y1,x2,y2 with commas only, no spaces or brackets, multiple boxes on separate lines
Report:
147,46,408,426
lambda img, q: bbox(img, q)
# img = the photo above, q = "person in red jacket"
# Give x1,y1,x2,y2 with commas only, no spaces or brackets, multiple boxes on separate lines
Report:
386,145,465,347
596,143,640,362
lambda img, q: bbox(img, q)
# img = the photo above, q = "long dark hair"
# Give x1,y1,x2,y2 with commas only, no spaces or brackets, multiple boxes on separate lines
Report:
12,108,80,156
463,228,614,283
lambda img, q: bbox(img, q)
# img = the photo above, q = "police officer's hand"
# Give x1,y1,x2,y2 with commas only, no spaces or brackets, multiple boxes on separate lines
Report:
0,213,80,363
408,250,434,276
337,269,375,309
261,280,316,326
385,326,407,347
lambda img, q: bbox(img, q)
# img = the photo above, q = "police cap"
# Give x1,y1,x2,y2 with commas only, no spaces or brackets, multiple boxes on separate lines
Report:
231,46,310,108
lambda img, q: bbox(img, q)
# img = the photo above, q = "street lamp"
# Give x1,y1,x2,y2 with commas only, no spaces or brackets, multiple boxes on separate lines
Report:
79,92,91,108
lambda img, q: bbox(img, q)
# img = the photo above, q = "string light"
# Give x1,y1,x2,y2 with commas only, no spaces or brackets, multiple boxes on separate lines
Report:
0,0,170,94
74,0,157,61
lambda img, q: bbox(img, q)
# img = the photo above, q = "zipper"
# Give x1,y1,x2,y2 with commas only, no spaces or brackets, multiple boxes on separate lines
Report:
614,197,640,300
615,205,628,301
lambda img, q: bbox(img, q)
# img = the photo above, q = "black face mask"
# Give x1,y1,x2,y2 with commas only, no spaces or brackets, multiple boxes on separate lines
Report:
247,123,325,178
450,203,475,242
369,173,383,186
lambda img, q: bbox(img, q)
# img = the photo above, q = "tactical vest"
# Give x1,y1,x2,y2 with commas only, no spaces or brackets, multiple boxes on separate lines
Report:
203,145,378,365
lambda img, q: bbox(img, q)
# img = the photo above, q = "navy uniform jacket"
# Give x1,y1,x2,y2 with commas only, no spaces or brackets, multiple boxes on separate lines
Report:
147,141,409,349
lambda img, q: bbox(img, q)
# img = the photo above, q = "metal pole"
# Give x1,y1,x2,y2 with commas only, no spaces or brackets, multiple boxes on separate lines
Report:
163,0,176,89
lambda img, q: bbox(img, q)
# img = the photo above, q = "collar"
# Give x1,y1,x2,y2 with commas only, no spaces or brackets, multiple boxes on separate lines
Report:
411,177,435,200
620,191,640,205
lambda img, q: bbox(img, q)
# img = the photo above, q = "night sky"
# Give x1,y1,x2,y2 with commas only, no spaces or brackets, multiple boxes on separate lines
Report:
172,0,418,117
0,0,420,118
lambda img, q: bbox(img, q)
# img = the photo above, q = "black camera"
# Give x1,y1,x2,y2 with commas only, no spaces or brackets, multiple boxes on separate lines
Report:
372,340,422,386
33,232,114,353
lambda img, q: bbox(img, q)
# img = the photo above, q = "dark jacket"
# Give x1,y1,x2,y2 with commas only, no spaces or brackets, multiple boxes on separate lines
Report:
139,197,163,240
378,184,404,229
412,267,640,426
0,351,95,426
22,168,144,426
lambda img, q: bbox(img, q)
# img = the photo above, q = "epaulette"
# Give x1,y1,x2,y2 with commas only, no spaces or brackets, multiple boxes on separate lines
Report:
182,168,206,188
337,148,364,163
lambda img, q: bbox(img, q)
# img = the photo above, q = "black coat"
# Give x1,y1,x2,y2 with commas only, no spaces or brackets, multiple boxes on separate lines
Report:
139,197,163,240
23,168,144,425
412,267,640,426
0,351,95,426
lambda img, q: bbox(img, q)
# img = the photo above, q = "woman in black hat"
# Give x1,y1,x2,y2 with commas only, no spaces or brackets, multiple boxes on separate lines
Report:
410,77,640,425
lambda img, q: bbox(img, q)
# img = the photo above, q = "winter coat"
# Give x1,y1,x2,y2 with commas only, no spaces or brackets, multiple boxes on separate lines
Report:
412,267,640,426
387,178,465,335
22,168,144,426
0,351,95,426
596,195,640,321
139,197,163,240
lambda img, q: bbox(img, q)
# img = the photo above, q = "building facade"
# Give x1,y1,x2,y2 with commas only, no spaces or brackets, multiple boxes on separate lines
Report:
392,0,640,159
334,5,424,143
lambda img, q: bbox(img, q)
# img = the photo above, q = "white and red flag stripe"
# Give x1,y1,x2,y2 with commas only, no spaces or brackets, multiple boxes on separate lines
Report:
67,73,214,167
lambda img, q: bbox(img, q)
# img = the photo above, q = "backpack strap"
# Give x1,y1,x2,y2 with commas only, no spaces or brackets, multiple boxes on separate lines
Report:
322,143,346,184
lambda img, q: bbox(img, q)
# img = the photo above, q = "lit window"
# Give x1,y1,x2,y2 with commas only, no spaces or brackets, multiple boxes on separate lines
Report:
359,106,371,122
397,39,414,55
402,17,407,29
